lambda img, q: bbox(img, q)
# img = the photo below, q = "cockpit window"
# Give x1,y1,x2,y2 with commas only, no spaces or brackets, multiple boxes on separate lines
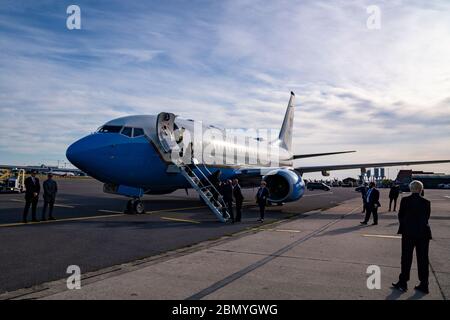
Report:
133,128,145,137
98,125,122,133
121,127,133,137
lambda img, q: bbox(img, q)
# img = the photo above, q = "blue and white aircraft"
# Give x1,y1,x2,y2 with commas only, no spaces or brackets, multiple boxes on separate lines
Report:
66,92,450,215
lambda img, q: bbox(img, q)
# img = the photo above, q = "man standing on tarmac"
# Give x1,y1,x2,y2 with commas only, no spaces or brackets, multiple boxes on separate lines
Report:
42,173,58,221
23,170,40,223
389,183,400,211
392,180,432,294
232,178,244,222
360,182,380,226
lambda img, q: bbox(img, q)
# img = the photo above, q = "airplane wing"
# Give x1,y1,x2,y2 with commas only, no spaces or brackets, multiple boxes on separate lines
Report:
296,159,450,174
292,150,355,160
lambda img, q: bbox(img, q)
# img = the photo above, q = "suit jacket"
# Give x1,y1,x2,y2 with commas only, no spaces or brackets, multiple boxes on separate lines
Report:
256,187,269,205
233,184,244,203
366,188,381,208
389,186,400,199
24,176,40,200
43,179,58,201
397,193,432,239
221,183,233,202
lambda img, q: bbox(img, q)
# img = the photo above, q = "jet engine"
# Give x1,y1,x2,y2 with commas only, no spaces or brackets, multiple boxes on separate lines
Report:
262,168,305,203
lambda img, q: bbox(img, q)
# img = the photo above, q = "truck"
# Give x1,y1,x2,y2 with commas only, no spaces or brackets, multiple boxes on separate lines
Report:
0,168,25,193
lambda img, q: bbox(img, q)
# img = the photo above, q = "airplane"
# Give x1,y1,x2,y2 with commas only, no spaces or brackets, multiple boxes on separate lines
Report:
66,92,450,217
50,171,76,177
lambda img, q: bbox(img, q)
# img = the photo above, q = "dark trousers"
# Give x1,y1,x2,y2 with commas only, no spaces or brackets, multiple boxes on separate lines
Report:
235,200,243,222
364,205,378,224
389,197,398,211
42,199,55,219
399,236,429,286
23,196,38,221
259,203,266,220
362,199,367,213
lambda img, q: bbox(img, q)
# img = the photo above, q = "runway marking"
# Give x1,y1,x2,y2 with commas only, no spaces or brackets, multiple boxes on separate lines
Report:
362,234,401,239
9,199,75,208
0,205,209,228
0,213,122,228
258,228,302,233
98,209,124,214
160,217,200,224
303,192,334,197
444,196,450,199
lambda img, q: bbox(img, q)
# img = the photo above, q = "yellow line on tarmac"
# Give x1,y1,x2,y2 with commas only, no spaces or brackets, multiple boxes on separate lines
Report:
160,217,200,224
362,234,401,239
146,206,206,214
9,199,75,208
98,209,124,214
0,213,123,228
0,205,208,228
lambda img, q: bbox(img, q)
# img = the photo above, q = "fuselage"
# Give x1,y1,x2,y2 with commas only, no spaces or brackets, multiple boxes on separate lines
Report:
66,114,297,195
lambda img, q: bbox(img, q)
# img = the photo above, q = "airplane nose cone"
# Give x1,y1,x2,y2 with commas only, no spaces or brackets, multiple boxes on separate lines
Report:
66,139,86,170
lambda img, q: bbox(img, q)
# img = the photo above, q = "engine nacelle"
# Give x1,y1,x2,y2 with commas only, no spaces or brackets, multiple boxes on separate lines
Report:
263,168,305,203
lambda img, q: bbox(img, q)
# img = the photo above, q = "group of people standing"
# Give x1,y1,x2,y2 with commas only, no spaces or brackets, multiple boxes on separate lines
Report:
208,170,270,223
356,180,432,294
213,177,270,223
215,178,244,223
22,171,58,223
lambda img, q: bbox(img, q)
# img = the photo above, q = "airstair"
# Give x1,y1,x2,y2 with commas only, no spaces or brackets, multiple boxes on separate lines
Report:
156,112,231,223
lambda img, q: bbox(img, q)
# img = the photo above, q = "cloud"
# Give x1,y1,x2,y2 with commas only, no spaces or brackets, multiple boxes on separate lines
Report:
0,0,449,177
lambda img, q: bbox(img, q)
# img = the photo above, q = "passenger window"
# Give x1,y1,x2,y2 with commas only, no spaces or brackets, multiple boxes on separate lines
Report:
98,125,122,133
133,128,145,137
121,127,133,137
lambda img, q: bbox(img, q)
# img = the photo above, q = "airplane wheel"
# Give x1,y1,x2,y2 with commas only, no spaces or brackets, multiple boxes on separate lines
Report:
134,200,145,214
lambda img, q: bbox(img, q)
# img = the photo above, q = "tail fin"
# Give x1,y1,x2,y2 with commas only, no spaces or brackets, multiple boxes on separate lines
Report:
278,91,295,152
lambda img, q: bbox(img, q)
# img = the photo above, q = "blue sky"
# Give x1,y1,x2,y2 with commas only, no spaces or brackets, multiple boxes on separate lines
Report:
0,0,449,179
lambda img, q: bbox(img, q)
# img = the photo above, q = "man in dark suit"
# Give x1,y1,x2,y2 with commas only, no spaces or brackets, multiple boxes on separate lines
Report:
392,180,431,294
360,182,380,225
389,183,400,211
23,170,40,223
221,179,234,222
232,179,244,222
256,181,270,222
42,173,58,221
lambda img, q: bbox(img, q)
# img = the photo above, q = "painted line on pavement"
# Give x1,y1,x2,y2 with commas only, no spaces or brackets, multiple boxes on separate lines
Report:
160,217,200,224
362,234,401,239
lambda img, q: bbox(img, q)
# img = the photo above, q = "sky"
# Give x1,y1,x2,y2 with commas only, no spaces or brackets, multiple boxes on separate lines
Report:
0,0,449,179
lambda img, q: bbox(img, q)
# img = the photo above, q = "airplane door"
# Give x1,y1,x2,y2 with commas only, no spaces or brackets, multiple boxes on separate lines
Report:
156,112,177,153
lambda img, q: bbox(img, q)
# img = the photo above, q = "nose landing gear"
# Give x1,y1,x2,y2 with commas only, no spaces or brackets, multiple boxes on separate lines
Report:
125,198,145,214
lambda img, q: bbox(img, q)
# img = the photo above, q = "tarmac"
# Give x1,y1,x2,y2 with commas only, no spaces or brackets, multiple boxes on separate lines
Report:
0,178,356,296
1,179,448,300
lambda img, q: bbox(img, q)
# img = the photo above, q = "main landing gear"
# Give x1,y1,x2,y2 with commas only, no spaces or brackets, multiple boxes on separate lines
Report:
126,198,145,214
